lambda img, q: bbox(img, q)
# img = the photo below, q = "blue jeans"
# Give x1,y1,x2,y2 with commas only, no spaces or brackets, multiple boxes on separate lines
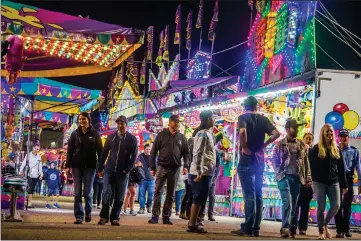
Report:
175,189,185,213
72,168,96,220
139,180,155,209
237,152,264,234
278,175,301,233
100,168,129,221
313,181,341,233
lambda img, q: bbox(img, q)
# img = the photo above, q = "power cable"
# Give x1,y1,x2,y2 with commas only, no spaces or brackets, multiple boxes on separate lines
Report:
316,43,346,70
318,1,361,47
315,18,361,58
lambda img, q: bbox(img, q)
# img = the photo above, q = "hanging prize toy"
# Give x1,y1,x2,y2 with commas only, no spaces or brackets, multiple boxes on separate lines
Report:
4,35,27,85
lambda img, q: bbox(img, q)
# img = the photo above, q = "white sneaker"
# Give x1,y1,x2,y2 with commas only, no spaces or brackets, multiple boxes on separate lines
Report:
92,204,96,207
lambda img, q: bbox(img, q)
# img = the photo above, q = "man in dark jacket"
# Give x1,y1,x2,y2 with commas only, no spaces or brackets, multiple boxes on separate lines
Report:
148,115,190,225
97,115,138,226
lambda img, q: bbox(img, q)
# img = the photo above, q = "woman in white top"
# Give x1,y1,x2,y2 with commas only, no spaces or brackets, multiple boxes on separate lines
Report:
20,144,43,208
187,110,216,233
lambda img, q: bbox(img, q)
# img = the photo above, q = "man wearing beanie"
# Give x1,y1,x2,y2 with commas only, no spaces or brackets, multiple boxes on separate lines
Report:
232,96,280,237
148,114,190,225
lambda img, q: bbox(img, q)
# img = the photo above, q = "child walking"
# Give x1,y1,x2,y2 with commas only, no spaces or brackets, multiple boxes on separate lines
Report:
44,162,61,209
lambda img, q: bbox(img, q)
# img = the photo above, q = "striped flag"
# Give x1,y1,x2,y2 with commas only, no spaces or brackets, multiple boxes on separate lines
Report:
196,0,204,29
163,25,169,61
174,5,181,44
146,26,154,61
186,10,193,50
155,30,164,67
208,0,219,41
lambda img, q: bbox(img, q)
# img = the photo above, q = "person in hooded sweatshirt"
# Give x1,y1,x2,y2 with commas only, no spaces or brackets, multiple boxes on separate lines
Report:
148,114,190,225
66,112,103,224
44,162,61,209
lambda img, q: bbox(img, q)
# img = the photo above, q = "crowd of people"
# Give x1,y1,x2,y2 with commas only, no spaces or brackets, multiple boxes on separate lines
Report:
19,96,360,239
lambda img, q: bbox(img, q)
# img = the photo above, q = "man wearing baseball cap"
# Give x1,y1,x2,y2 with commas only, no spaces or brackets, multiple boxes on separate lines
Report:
97,115,138,226
272,118,312,238
335,129,361,238
148,114,190,225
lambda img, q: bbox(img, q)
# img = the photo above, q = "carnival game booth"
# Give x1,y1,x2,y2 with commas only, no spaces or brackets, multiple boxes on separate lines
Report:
1,0,143,80
1,77,103,206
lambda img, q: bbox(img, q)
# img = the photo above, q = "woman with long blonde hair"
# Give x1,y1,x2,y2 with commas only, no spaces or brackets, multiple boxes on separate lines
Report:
309,124,348,240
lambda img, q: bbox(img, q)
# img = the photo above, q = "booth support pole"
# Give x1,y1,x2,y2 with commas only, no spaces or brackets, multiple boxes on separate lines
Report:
310,78,318,134
229,120,238,217
25,96,34,210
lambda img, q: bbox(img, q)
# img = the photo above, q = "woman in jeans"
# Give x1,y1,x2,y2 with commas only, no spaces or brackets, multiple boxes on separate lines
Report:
309,124,347,240
187,110,215,233
66,112,103,224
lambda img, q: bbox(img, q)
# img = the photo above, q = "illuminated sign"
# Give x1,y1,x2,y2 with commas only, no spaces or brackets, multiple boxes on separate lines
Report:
274,4,288,54
256,18,266,64
287,5,299,48
264,12,277,58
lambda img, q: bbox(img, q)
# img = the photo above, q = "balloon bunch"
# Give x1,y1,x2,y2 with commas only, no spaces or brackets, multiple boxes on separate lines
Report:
325,103,360,131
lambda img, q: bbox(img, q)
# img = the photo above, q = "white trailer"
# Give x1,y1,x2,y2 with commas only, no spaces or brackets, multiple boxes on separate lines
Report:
313,69,361,152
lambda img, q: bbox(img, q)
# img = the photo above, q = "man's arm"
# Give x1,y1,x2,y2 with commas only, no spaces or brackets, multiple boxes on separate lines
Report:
239,128,248,150
354,148,361,187
95,132,103,165
264,129,280,148
303,144,312,183
338,150,348,190
271,143,282,176
238,115,249,151
98,135,112,172
150,135,160,171
127,138,138,173
181,136,191,169
263,117,280,148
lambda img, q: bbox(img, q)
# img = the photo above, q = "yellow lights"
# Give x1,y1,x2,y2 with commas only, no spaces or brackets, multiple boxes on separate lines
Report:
23,36,130,67
265,11,277,58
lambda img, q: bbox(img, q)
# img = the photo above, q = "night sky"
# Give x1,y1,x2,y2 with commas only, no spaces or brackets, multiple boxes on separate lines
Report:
14,0,361,90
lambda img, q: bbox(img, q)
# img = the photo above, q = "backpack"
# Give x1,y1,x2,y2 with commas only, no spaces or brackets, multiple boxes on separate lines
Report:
129,166,145,184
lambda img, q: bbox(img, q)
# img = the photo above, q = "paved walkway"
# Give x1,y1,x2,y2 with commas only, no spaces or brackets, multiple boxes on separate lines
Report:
2,199,361,240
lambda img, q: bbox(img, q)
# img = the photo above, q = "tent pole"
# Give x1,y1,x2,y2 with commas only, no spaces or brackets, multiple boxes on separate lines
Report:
25,96,35,210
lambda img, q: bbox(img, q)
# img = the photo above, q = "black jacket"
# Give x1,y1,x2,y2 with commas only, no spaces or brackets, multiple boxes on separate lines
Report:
66,127,103,169
309,144,347,189
99,131,138,173
150,128,190,170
